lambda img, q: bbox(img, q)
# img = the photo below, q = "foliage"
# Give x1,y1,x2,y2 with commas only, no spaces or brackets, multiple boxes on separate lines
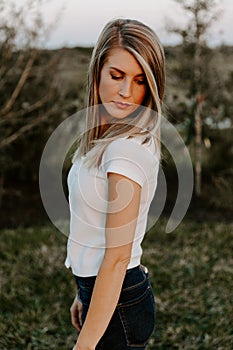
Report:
0,220,232,349
0,44,232,226
203,128,233,211
0,1,232,219
166,0,231,196
168,0,220,43
166,1,233,135
0,0,60,148
0,0,64,208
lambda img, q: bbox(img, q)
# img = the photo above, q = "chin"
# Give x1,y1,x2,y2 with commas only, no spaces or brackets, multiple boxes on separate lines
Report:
103,105,139,122
103,108,129,121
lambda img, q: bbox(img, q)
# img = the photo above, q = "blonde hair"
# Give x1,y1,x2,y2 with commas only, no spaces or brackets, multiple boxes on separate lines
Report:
73,18,165,168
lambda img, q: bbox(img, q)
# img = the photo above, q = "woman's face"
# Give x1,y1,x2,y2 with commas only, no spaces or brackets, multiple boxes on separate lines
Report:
99,48,147,122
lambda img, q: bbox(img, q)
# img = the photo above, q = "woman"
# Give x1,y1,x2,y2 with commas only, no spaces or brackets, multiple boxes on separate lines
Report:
65,18,165,350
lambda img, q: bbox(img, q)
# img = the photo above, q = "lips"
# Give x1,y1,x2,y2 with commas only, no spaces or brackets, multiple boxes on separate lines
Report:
113,101,132,109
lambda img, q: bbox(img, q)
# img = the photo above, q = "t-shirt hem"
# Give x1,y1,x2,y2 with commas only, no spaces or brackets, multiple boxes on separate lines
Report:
66,256,141,277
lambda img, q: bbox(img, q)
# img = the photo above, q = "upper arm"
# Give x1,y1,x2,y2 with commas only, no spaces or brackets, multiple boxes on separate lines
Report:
101,137,157,264
104,171,142,263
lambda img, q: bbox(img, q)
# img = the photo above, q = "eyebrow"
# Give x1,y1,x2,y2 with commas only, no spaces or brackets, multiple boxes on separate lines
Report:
109,66,145,77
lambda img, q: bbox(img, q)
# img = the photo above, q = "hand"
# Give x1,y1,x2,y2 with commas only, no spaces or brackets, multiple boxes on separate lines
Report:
70,295,83,332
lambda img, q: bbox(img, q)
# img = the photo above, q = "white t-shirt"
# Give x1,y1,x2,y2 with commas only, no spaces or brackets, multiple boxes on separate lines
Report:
65,135,159,277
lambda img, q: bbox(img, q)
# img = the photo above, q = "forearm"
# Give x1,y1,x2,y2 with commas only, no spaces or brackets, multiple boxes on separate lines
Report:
75,172,140,349
77,256,129,347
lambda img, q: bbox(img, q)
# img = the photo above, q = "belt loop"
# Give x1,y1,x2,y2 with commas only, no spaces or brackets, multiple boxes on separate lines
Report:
140,264,149,275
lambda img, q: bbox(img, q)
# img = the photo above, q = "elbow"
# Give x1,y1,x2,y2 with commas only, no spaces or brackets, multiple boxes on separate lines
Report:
112,257,131,275
103,251,131,272
102,239,133,272
116,256,131,269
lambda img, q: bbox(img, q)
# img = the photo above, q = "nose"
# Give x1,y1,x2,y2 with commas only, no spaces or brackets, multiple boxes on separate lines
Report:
119,78,132,98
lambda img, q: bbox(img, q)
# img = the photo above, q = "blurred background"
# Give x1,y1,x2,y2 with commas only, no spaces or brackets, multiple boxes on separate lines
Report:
0,1,232,349
0,0,232,227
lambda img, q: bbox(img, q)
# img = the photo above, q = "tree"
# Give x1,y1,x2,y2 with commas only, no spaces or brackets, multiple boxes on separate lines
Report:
167,0,220,196
0,0,62,206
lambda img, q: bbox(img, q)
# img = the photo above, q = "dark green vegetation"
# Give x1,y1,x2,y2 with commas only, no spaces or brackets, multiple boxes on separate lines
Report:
1,45,233,228
0,220,232,349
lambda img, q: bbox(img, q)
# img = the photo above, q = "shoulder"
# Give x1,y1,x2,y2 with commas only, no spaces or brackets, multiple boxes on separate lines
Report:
103,135,159,162
101,135,160,188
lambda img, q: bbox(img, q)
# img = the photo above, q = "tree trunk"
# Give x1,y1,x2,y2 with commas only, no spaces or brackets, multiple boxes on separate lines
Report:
0,173,4,208
194,5,202,197
194,96,203,196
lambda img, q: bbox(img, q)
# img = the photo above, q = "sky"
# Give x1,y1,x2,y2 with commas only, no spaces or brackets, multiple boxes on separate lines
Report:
29,0,233,48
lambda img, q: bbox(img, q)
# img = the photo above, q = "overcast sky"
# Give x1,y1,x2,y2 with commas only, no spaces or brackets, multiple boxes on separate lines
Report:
38,0,233,48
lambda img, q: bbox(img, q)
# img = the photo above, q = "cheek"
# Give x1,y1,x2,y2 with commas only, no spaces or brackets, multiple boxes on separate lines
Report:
135,87,146,104
98,78,104,103
99,72,118,103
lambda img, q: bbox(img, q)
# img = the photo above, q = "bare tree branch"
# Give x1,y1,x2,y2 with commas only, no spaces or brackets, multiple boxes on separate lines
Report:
0,51,61,125
0,49,37,116
0,92,53,125
0,105,58,149
0,51,25,90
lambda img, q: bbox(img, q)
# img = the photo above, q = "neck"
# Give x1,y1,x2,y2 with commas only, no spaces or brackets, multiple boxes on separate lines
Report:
100,113,114,127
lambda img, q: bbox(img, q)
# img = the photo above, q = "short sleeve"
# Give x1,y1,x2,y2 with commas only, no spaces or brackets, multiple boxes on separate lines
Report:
102,137,158,187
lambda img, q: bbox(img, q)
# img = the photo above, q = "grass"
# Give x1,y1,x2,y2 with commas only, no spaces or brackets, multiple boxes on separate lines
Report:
0,219,232,349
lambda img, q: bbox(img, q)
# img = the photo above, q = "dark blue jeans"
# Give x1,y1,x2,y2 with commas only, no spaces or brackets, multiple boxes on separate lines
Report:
74,265,156,349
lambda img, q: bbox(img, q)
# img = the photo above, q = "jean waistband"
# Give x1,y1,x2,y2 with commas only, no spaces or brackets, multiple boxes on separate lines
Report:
74,265,148,291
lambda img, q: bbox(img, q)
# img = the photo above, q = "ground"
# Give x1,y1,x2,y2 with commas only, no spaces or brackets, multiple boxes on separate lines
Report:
0,218,232,349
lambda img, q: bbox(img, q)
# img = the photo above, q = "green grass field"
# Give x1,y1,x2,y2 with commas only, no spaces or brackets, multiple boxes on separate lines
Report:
0,219,232,349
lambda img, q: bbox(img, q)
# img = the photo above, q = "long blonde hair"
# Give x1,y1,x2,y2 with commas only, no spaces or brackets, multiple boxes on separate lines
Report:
73,18,165,169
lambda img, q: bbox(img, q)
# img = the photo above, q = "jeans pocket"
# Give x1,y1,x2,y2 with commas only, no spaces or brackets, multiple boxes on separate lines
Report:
117,284,156,347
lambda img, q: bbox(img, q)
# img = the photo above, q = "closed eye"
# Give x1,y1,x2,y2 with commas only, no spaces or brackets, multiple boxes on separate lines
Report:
110,74,123,80
135,79,146,85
